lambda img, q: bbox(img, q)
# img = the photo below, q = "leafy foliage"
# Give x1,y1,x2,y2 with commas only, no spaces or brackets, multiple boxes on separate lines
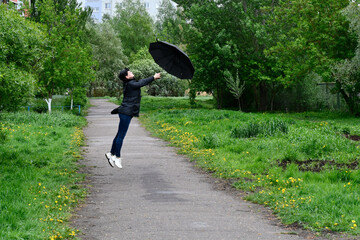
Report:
0,5,45,111
266,0,356,86
174,0,359,114
88,22,127,97
147,76,187,97
108,0,154,59
331,2,360,116
31,0,95,112
155,0,182,45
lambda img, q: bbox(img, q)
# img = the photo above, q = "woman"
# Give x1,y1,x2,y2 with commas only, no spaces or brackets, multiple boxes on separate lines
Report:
105,68,161,168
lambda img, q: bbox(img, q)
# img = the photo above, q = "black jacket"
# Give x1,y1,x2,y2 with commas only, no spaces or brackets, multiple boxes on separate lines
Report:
111,76,155,117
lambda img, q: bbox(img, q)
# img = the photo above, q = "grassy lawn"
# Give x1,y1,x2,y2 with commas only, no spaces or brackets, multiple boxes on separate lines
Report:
0,112,87,240
139,96,360,235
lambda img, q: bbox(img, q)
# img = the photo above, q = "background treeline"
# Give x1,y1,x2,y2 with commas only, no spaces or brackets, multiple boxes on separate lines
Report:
1,0,360,115
173,0,360,115
1,0,94,113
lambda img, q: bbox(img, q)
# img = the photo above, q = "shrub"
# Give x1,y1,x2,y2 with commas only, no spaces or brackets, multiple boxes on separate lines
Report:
0,5,44,111
147,76,187,97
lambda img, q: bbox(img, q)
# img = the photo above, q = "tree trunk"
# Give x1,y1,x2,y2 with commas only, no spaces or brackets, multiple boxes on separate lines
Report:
339,88,354,114
253,84,259,111
70,90,74,110
270,82,278,112
216,86,223,109
259,81,268,111
45,98,52,113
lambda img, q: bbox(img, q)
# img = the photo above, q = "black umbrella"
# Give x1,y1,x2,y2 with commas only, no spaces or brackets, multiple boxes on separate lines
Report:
149,41,195,79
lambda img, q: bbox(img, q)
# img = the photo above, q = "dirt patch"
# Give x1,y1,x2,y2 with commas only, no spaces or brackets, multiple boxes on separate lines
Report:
345,134,360,141
278,159,359,172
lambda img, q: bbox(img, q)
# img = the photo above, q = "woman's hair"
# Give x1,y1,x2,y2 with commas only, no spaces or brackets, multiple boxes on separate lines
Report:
118,68,129,81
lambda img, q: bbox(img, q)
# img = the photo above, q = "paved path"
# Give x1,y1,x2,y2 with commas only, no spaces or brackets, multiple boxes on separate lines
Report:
72,99,310,240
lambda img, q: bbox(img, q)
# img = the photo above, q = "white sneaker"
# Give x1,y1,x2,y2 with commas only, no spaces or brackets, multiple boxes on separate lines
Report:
105,153,115,168
112,156,122,169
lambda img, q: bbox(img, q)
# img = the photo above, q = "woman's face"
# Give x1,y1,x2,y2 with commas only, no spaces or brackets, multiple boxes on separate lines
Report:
126,71,135,80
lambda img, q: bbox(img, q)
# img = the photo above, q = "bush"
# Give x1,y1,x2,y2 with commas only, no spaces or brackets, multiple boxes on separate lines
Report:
0,5,45,111
147,76,187,97
0,65,36,111
231,119,289,138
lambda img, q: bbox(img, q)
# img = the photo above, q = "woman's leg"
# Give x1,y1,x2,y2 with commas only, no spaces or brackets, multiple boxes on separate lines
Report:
110,114,133,157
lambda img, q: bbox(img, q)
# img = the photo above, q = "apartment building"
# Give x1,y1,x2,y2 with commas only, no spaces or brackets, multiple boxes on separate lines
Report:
80,0,172,23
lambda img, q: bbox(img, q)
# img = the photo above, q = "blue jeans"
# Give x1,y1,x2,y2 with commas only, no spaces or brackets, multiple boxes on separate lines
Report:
110,113,133,157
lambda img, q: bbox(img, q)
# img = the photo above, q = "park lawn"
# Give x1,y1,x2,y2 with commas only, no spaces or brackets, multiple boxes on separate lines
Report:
0,112,87,240
139,96,360,235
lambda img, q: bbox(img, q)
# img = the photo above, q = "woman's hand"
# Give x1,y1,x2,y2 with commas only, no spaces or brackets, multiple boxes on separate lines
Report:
154,73,161,80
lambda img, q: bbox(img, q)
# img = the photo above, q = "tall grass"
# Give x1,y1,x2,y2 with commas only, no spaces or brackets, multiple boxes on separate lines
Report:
231,119,290,138
0,112,86,239
139,96,360,236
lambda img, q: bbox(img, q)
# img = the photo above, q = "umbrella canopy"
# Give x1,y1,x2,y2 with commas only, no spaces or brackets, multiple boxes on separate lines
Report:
149,41,195,79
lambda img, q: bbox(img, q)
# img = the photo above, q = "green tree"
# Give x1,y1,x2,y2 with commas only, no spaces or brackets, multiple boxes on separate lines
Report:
61,41,95,109
174,0,286,110
128,46,152,64
109,0,154,60
266,0,356,86
178,1,240,108
0,5,45,111
88,22,127,97
332,2,360,116
32,0,95,112
155,0,182,44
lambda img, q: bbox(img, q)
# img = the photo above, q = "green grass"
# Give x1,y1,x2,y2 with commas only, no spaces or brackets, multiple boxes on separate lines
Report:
138,96,360,236
0,112,87,240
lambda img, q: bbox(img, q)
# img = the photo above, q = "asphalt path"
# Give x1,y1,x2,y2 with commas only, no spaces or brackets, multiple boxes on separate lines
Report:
72,99,313,240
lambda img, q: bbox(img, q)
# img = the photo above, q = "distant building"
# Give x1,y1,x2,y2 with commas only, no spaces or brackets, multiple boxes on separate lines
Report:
2,0,18,4
2,0,28,15
79,0,175,23
2,0,24,9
